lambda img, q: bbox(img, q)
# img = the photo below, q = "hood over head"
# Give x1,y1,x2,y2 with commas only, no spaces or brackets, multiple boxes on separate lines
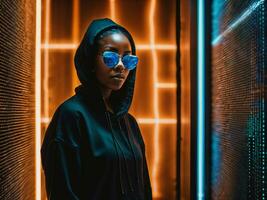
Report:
74,18,137,118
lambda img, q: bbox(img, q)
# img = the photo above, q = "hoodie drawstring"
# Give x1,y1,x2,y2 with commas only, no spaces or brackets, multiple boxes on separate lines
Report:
117,119,135,192
105,111,125,195
105,111,139,196
123,115,140,185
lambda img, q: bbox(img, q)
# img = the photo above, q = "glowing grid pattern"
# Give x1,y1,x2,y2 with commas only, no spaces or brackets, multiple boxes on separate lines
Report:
38,0,177,199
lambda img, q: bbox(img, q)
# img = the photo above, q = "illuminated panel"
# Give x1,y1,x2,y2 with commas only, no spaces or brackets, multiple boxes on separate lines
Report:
41,0,177,199
211,0,266,199
0,0,36,199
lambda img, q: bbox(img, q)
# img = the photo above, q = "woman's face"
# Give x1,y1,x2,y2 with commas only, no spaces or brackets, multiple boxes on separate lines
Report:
94,32,131,91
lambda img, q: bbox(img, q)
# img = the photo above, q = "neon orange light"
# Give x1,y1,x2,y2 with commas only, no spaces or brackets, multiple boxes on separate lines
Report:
42,1,51,198
72,0,80,93
155,83,177,88
41,117,50,124
41,43,77,49
149,0,160,197
44,0,50,120
35,0,41,199
110,0,116,20
137,44,176,50
41,43,176,50
41,117,177,125
72,1,79,43
138,118,177,124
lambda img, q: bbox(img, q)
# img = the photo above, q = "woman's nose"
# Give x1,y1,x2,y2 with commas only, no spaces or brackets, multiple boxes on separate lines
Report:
114,59,126,71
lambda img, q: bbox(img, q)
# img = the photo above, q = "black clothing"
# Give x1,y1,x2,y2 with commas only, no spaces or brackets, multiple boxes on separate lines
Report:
41,18,152,200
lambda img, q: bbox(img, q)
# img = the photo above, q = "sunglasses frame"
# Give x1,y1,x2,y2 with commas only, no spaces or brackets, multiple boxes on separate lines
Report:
101,50,138,70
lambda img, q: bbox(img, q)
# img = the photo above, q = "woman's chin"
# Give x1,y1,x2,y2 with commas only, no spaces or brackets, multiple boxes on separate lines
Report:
109,79,125,90
110,84,123,91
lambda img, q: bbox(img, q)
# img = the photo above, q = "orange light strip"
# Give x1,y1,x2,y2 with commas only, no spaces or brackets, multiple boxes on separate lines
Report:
41,43,77,49
44,0,51,120
41,117,50,124
155,83,177,88
41,117,177,124
72,0,80,42
110,0,116,20
137,44,176,50
149,0,160,197
41,43,176,50
138,118,177,124
71,0,80,93
35,0,41,199
42,1,51,198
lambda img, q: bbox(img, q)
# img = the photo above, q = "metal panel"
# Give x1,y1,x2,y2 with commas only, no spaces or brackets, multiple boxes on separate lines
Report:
211,0,266,199
0,0,36,199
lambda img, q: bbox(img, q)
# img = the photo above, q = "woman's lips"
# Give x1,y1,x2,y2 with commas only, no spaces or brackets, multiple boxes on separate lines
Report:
112,77,124,81
111,73,125,79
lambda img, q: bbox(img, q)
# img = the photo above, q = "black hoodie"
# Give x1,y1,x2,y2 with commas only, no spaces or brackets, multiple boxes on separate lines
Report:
41,18,152,200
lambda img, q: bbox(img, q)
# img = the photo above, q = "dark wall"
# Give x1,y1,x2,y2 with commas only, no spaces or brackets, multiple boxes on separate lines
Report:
210,0,266,199
0,0,36,199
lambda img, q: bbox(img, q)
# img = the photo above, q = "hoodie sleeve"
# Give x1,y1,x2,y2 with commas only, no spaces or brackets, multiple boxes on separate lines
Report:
128,114,153,200
41,105,82,200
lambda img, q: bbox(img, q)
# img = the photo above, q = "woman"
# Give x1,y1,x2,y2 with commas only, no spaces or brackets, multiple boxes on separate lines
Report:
41,18,152,200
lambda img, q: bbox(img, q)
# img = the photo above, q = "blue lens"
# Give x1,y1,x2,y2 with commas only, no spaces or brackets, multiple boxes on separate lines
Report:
122,55,138,70
102,51,119,68
102,51,138,70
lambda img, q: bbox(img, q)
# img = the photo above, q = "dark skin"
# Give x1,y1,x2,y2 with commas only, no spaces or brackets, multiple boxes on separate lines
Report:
94,32,132,113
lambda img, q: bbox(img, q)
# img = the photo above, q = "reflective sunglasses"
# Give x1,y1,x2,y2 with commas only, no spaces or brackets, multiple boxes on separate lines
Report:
102,51,138,70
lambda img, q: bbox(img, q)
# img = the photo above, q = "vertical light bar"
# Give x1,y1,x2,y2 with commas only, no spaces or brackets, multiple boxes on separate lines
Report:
149,0,160,197
72,0,80,91
197,0,205,199
35,0,41,199
44,0,51,120
110,0,116,21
